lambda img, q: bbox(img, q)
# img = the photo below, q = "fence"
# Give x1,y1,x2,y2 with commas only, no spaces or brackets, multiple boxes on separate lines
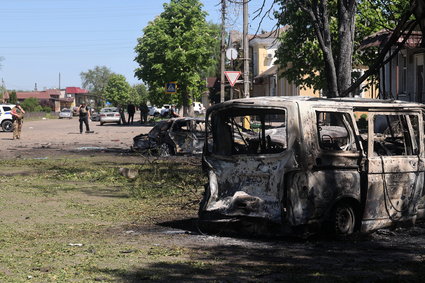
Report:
24,112,58,119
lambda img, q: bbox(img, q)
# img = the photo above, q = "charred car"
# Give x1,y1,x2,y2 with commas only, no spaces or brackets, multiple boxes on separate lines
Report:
133,117,206,156
199,96,425,235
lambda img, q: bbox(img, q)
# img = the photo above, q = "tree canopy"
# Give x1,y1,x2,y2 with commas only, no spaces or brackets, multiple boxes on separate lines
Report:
275,0,412,97
80,66,114,97
134,0,217,114
103,74,132,107
131,84,149,106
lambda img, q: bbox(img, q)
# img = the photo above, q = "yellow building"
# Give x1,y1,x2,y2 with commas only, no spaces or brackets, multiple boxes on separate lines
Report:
249,28,319,97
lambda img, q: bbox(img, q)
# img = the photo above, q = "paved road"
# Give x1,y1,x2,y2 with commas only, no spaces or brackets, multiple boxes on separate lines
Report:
0,116,152,159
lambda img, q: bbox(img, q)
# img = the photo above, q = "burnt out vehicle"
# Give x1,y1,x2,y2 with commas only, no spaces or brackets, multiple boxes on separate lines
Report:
199,96,425,235
132,117,206,156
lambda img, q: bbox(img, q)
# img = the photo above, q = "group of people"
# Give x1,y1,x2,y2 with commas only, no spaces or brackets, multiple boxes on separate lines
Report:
9,101,181,140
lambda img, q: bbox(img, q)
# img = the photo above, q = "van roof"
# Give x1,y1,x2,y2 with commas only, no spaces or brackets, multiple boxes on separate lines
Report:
207,96,425,113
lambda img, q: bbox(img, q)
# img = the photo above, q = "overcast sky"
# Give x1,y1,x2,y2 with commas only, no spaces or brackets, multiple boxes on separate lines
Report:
0,0,277,91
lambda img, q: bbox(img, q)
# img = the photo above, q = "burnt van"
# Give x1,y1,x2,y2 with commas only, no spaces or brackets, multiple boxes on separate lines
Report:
199,96,425,235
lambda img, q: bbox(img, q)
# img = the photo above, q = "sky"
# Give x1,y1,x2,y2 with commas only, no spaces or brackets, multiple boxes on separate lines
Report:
0,0,278,91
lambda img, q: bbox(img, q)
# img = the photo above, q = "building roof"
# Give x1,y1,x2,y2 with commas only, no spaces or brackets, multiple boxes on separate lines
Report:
66,87,88,94
249,26,289,40
207,77,220,88
229,26,288,47
17,91,52,100
361,29,423,49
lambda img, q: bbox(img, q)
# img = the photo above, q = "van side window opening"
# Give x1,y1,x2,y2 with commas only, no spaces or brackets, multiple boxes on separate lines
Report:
210,109,287,155
373,114,419,156
316,112,357,151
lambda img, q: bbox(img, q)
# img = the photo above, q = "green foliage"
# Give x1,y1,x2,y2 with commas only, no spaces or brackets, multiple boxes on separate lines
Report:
275,0,410,93
134,0,218,108
203,22,222,78
20,97,40,112
131,84,149,106
80,66,115,106
103,74,132,106
8,91,17,104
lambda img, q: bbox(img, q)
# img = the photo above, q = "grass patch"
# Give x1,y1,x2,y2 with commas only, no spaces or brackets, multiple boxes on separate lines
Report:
0,155,206,282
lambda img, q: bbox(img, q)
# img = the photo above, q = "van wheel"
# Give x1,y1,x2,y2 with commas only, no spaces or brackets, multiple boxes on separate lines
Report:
2,120,13,132
332,202,356,236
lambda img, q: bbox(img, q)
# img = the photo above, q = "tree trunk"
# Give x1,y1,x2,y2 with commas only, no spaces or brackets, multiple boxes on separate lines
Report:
182,92,189,117
337,0,356,96
300,0,339,97
413,0,425,47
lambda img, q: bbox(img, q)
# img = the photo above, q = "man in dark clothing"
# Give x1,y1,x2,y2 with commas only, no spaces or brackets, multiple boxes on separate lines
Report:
78,102,91,133
140,103,149,124
169,105,180,118
127,104,136,124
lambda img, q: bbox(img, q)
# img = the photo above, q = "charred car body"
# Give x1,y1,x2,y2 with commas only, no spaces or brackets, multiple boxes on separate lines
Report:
199,96,425,235
133,117,206,156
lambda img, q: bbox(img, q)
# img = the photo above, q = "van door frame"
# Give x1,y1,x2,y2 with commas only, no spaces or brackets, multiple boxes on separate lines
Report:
362,109,425,232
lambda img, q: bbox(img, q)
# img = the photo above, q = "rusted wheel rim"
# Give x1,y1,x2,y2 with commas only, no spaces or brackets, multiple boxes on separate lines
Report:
335,205,355,235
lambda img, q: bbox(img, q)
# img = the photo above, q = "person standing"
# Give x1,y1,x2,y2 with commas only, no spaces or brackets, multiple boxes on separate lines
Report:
11,102,25,140
127,104,136,124
169,105,180,118
140,103,149,124
78,102,91,133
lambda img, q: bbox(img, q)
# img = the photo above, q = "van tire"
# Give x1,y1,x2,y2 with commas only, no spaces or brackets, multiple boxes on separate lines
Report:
331,202,356,236
2,120,13,132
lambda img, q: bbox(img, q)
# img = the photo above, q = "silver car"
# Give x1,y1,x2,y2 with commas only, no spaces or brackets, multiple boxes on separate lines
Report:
99,107,121,125
58,108,72,119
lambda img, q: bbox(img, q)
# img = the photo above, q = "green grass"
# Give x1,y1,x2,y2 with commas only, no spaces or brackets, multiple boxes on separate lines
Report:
1,156,424,282
0,156,206,282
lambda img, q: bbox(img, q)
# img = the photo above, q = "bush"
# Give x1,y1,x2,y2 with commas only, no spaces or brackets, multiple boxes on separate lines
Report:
21,97,40,112
20,98,52,112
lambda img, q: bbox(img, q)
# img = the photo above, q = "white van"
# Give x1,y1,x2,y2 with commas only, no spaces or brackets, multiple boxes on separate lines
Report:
199,96,425,236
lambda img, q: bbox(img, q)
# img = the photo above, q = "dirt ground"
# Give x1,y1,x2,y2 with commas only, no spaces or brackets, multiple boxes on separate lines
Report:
1,117,425,282
0,116,150,159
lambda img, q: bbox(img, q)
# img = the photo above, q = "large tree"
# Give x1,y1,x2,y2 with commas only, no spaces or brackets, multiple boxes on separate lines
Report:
103,74,132,107
275,0,423,97
80,66,115,106
134,0,217,115
276,0,357,97
131,83,149,106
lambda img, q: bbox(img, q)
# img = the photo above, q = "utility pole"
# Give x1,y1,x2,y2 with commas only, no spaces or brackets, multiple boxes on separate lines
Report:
59,72,61,89
243,0,250,98
220,0,226,103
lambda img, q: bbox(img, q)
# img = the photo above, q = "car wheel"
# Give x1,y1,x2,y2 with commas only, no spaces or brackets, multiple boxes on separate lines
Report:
158,143,173,157
331,202,356,236
100,122,104,126
2,120,13,132
154,112,160,117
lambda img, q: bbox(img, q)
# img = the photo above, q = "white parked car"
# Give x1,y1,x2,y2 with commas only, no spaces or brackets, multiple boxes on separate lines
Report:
148,106,160,117
160,104,171,117
58,108,72,119
193,102,205,115
0,104,14,132
99,107,121,125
